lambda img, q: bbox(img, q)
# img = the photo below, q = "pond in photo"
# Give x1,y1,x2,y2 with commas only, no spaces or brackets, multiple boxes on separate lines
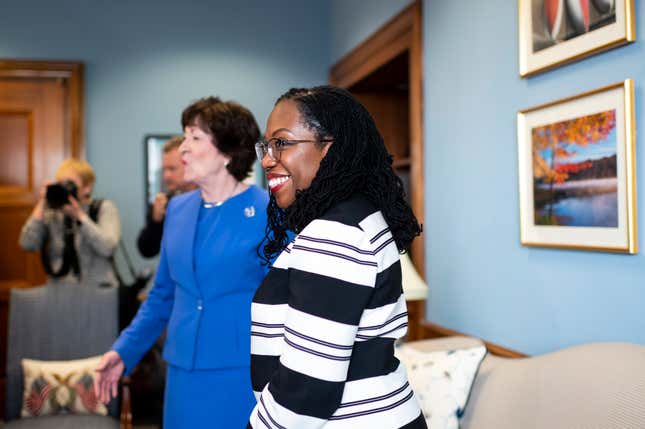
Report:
532,109,617,227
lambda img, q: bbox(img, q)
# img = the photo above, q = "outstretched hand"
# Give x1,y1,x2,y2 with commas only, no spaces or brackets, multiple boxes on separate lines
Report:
94,350,125,404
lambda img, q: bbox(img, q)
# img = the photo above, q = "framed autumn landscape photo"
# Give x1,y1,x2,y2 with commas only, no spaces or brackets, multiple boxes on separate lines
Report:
519,0,635,77
517,79,637,253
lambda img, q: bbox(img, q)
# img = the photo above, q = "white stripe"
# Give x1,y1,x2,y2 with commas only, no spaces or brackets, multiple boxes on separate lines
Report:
289,245,376,287
358,212,400,273
286,308,356,348
356,296,408,341
252,303,289,324
251,334,285,356
375,239,399,274
251,387,327,429
281,340,352,383
358,212,388,242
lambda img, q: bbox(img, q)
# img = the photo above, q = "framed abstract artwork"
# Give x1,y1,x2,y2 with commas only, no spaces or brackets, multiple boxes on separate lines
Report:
519,0,635,77
517,79,637,253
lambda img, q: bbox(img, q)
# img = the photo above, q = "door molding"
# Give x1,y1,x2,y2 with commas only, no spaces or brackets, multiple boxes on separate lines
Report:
0,59,84,158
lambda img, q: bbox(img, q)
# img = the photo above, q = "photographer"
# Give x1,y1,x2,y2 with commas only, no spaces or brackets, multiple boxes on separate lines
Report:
19,158,121,287
137,136,195,258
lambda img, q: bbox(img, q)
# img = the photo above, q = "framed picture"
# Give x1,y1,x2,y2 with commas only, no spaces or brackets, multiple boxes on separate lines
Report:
519,0,636,77
143,134,177,206
517,79,637,253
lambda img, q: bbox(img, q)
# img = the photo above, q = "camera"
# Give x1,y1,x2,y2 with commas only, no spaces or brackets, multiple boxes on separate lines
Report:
46,180,78,209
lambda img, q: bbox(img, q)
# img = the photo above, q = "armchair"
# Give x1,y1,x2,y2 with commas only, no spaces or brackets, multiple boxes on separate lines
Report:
5,283,131,428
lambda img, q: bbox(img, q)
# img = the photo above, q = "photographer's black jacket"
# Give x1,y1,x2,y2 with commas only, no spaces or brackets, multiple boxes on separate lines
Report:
137,203,164,258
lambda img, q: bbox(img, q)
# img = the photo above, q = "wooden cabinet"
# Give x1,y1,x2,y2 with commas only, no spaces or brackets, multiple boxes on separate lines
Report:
330,1,424,277
330,1,425,339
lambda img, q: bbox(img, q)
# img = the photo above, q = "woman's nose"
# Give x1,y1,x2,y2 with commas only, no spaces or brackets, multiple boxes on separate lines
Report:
260,153,276,169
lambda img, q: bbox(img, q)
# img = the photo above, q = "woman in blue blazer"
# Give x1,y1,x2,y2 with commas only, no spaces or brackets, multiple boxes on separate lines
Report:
95,97,268,428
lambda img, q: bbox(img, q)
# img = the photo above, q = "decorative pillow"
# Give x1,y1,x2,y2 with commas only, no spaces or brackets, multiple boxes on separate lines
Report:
396,344,486,429
21,356,108,417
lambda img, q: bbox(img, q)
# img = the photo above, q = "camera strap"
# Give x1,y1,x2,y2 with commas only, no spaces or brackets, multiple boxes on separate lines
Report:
41,215,81,279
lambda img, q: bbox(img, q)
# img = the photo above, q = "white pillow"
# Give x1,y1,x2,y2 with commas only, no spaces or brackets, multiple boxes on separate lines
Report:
21,356,108,417
396,344,486,429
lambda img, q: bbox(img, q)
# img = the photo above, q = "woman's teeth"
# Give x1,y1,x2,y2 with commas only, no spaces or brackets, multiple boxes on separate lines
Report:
269,176,290,188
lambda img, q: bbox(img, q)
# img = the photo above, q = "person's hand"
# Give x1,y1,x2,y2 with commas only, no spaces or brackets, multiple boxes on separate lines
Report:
94,350,125,404
152,193,168,223
31,181,53,220
62,195,88,222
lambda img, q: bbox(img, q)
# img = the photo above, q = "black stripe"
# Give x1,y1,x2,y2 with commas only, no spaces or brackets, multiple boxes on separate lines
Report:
260,396,287,429
329,391,414,420
256,410,273,429
289,269,372,325
338,382,409,408
252,322,285,328
253,268,289,305
358,312,407,331
346,337,399,382
366,262,402,309
284,336,350,361
251,332,284,339
318,195,377,227
356,322,408,340
292,244,377,267
298,235,373,255
373,237,395,254
269,364,344,419
251,355,280,392
285,326,353,350
370,227,390,244
400,413,428,429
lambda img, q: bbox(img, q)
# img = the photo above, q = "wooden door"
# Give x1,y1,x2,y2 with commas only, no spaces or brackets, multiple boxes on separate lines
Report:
0,60,84,417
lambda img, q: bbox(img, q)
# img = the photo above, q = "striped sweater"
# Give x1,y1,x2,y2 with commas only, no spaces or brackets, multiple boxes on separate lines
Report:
249,196,426,429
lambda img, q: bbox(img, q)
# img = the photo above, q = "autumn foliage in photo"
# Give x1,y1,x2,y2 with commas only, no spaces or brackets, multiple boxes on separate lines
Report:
532,109,618,226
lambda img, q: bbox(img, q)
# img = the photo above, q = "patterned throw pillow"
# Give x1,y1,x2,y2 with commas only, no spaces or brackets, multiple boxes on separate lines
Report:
21,356,108,417
396,345,487,429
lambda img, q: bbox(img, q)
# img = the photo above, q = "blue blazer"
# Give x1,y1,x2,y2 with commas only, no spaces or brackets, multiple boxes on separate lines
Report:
113,187,269,373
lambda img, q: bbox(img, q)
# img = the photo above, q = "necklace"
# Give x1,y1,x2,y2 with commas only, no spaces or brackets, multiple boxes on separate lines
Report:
202,181,239,209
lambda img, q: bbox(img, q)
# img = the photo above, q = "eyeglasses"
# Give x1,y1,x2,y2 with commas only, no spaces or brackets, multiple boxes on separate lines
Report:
255,137,333,161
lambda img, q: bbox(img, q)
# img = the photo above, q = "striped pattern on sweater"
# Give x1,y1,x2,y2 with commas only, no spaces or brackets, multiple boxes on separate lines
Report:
249,197,426,429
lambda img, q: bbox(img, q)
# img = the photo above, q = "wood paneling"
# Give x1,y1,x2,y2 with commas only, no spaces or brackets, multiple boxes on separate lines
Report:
0,114,31,189
0,60,84,420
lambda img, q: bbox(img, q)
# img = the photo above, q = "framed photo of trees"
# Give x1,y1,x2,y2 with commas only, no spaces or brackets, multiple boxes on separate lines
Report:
517,79,637,253
519,0,636,77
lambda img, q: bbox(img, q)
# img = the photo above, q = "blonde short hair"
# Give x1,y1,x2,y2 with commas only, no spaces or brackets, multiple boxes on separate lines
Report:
55,159,96,187
162,136,184,153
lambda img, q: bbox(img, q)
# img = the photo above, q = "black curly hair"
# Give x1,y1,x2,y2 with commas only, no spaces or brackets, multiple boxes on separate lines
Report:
181,96,259,181
261,85,422,264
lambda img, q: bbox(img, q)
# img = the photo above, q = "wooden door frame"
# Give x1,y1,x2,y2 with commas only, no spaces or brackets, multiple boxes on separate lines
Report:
0,59,85,158
329,1,425,278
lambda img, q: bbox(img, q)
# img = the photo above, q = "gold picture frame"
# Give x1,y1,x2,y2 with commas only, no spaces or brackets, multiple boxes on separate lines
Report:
519,0,636,77
517,79,637,253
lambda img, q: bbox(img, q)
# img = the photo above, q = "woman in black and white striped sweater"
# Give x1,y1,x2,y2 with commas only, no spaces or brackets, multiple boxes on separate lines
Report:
249,86,426,429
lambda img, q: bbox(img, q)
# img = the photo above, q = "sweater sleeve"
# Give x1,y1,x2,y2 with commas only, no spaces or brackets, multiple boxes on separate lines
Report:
249,219,377,428
18,216,47,251
78,199,121,257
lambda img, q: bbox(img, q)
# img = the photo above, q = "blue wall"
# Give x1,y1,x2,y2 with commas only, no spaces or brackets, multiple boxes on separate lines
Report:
424,1,645,355
330,0,412,63
0,0,329,268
